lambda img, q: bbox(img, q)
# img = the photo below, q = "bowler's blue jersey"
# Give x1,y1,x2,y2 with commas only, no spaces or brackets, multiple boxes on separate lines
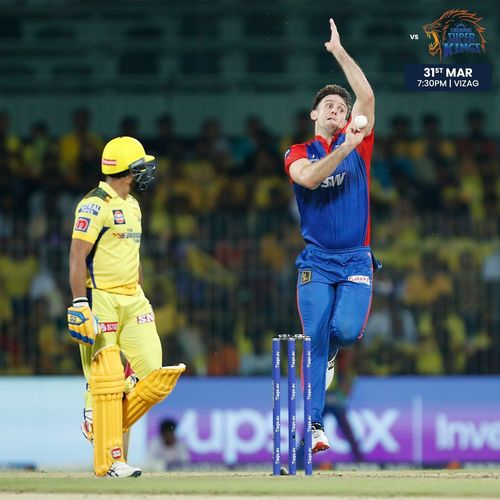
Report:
284,125,374,250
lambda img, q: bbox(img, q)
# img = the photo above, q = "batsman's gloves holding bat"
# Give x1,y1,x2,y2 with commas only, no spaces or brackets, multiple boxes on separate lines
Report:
67,297,100,345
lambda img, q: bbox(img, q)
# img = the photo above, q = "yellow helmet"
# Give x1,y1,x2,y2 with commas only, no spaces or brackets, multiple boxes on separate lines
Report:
101,136,155,175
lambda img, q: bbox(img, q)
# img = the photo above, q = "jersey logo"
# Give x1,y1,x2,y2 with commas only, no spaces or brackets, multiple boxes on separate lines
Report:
113,209,126,225
78,203,101,216
320,172,346,188
137,312,155,324
348,275,371,286
300,270,312,285
75,217,90,232
284,148,291,159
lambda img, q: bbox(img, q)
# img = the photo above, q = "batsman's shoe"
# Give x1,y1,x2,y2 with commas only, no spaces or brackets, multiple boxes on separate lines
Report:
312,424,330,454
325,349,339,391
105,461,142,478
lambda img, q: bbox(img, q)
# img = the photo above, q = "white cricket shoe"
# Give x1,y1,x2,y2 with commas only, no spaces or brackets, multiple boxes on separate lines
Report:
325,349,338,390
312,425,330,454
105,461,142,478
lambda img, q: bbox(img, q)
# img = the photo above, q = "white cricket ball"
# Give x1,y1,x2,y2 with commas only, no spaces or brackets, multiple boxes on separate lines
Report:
353,114,368,130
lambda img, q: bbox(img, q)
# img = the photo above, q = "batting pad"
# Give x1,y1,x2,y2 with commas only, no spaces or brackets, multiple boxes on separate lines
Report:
122,364,186,433
90,345,126,476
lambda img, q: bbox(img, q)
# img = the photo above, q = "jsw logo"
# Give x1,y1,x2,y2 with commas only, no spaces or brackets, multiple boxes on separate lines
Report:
320,172,346,188
175,408,400,463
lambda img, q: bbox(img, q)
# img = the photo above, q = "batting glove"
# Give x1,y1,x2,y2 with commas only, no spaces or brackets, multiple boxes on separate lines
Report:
67,297,100,345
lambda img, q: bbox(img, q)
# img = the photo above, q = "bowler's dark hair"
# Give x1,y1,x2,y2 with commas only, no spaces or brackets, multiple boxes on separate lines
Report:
312,84,352,117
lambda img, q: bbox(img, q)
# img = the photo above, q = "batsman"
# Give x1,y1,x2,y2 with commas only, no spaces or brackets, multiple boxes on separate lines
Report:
68,136,185,478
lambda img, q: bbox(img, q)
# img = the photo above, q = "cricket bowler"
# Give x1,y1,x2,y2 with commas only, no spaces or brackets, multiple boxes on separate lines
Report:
284,19,377,453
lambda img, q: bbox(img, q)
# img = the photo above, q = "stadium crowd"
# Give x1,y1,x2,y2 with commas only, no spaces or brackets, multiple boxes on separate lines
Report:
0,107,499,376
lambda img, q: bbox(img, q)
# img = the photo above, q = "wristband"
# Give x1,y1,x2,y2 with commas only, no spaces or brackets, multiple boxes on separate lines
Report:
73,297,89,307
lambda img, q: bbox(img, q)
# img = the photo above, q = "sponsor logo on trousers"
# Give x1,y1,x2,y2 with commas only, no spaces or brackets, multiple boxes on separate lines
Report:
348,275,371,286
99,322,118,332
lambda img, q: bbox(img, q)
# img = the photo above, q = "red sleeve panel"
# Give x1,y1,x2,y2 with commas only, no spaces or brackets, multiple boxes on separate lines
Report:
356,129,374,246
355,129,375,171
284,144,308,177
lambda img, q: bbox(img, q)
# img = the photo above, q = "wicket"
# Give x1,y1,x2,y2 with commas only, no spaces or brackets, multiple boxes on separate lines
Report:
272,334,313,476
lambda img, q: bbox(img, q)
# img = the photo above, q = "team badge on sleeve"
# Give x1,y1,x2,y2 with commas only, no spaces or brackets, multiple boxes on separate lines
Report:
113,209,126,225
75,217,90,232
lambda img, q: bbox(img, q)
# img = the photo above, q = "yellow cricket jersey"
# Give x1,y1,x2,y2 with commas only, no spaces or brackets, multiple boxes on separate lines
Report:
72,181,142,295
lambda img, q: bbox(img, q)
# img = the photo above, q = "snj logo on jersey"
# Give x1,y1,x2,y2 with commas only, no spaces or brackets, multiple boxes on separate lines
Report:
348,275,371,286
423,9,486,61
113,209,126,225
137,312,154,324
75,217,90,232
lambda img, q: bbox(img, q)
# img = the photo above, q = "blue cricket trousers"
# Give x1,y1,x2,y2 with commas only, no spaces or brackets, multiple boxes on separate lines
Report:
296,244,373,425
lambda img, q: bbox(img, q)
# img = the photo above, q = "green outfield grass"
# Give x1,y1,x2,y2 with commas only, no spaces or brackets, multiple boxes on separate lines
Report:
0,470,499,497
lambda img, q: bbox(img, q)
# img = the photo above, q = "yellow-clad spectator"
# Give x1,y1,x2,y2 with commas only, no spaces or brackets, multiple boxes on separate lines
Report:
415,312,444,375
410,114,456,185
0,278,13,325
403,253,452,307
0,243,38,312
0,111,22,174
59,107,103,188
22,121,54,181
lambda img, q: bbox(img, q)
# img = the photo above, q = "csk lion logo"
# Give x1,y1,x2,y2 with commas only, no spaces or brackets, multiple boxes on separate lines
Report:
423,9,486,61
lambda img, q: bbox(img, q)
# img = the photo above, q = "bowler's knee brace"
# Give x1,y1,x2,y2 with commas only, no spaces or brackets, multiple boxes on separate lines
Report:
123,364,185,433
90,345,126,476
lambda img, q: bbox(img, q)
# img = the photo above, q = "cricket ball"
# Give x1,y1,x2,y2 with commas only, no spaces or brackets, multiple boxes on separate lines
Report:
353,114,368,130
